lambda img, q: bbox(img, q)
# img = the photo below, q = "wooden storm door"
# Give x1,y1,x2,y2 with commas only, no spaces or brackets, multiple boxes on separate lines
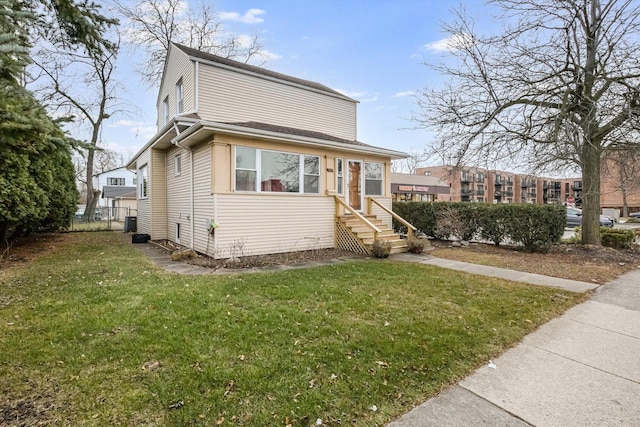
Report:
347,160,362,211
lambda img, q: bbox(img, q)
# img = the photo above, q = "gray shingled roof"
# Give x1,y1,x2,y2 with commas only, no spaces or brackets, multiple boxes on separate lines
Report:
223,121,374,148
172,43,355,101
102,186,137,199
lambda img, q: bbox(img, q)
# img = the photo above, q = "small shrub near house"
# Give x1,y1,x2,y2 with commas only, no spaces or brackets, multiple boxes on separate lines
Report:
371,239,391,258
601,228,635,249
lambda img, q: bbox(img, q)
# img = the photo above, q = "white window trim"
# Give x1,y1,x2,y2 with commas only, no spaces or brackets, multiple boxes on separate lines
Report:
138,164,148,199
162,96,170,124
175,78,183,114
336,158,344,195
233,146,321,194
364,161,384,196
175,154,181,176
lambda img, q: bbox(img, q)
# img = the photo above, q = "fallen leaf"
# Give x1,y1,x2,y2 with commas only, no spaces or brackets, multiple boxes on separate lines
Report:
142,360,161,371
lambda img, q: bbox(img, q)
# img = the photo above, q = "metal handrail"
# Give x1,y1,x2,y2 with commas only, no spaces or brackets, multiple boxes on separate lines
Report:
367,197,416,240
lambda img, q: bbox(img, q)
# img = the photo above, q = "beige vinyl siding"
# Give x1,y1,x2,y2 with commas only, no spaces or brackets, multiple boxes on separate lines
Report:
166,145,191,246
192,143,215,253
198,65,357,141
156,46,195,127
150,148,167,240
135,150,151,235
202,194,334,258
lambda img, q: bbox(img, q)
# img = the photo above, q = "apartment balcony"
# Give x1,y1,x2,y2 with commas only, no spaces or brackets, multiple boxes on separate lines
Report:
476,190,485,196
505,191,514,197
460,176,473,183
572,184,583,191
461,188,473,196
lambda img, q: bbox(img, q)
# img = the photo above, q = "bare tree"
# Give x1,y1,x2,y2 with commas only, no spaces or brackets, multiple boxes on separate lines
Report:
117,0,266,87
602,147,640,217
415,0,640,245
28,37,125,221
392,152,427,174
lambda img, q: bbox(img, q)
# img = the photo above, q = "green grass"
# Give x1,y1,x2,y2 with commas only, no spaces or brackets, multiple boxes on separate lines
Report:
0,232,586,426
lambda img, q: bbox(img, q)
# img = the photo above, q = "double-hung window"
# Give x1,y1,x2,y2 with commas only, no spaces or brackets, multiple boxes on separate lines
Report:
235,147,257,191
138,165,148,198
234,147,320,194
162,96,169,124
175,154,181,176
336,158,344,194
175,79,183,114
364,162,383,196
108,177,125,186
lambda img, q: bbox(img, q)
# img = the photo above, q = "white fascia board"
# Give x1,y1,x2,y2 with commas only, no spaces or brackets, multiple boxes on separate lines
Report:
126,116,200,169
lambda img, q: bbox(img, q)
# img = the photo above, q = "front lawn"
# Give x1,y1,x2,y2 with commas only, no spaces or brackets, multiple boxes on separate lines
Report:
0,232,585,426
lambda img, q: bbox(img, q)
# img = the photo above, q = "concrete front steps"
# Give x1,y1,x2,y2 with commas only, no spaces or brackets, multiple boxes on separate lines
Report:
338,215,408,254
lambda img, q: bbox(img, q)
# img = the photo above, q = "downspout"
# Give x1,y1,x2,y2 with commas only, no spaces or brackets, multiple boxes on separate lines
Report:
190,147,194,250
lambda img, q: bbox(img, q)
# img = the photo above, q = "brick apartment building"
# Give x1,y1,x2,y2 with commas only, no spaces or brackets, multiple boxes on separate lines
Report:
416,165,640,214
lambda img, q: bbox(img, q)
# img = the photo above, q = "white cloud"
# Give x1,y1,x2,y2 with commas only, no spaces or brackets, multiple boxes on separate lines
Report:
424,33,473,52
394,91,415,98
219,8,266,24
335,89,365,98
109,119,149,128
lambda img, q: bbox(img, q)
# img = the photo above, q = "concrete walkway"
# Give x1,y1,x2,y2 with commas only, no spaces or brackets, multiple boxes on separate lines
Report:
128,235,640,425
388,260,640,427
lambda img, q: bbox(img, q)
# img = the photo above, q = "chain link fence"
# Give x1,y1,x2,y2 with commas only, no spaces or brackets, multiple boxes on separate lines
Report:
71,207,137,232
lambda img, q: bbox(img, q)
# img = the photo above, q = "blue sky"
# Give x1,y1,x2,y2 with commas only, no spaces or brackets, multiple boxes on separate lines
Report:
99,0,488,163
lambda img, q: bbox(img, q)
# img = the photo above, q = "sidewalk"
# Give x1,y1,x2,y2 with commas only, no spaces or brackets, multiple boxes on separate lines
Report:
388,256,640,427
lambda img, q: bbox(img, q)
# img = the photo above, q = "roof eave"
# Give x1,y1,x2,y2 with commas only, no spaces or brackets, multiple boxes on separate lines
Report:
172,121,409,159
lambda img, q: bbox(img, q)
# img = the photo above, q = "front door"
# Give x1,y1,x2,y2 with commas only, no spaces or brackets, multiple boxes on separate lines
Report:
347,160,362,211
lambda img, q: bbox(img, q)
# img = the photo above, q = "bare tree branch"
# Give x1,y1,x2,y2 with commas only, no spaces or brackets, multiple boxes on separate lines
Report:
415,0,640,245
116,0,267,87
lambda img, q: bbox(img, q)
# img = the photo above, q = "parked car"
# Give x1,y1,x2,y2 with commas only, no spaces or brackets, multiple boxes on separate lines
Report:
566,207,614,227
630,211,640,218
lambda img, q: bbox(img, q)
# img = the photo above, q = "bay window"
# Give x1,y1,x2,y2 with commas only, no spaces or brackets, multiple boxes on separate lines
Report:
234,147,320,194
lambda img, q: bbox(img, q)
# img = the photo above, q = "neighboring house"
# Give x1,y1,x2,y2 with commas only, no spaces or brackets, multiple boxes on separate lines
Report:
93,167,138,210
391,173,450,202
102,186,137,221
127,43,409,258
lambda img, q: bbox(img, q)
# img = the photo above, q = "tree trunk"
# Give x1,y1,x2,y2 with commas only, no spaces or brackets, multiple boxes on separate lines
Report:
83,146,96,221
83,122,102,222
621,188,628,218
581,138,601,245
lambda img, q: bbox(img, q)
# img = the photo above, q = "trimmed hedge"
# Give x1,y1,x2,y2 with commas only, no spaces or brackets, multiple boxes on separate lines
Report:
601,228,635,249
392,202,566,253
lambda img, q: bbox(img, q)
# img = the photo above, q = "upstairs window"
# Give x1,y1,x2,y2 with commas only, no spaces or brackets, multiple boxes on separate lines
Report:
107,177,125,186
162,96,169,124
175,154,181,176
176,78,183,114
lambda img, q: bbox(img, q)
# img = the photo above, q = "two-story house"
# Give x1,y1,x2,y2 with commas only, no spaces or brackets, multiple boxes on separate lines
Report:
92,167,137,219
126,43,409,258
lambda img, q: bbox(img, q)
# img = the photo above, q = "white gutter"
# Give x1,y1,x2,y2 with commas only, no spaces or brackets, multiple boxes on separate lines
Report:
126,116,200,170
171,120,409,159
